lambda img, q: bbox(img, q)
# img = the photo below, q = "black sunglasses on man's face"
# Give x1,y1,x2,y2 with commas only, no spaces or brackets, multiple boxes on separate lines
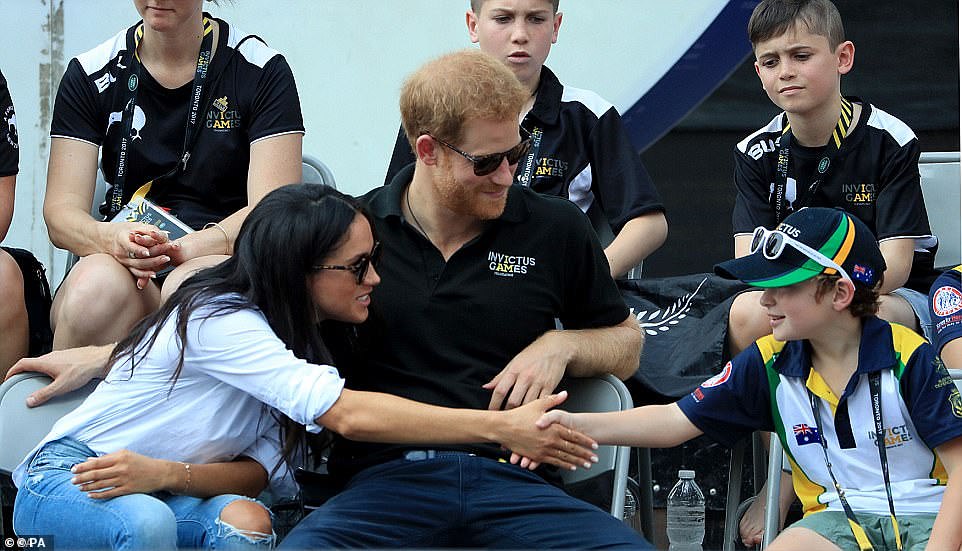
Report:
428,132,532,176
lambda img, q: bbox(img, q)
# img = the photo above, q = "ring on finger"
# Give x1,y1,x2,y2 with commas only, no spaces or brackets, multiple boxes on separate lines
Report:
128,251,137,259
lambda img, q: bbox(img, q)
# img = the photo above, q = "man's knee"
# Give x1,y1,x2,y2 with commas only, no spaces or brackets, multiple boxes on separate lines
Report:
219,499,273,539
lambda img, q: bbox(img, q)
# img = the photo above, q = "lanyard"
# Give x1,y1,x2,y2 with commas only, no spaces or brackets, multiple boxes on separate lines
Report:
516,125,543,187
807,371,902,551
773,96,854,224
109,17,215,216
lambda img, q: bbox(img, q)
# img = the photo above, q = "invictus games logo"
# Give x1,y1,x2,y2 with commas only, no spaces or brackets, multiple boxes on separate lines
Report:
206,97,240,132
841,182,876,205
3,104,17,149
533,156,568,179
867,424,913,448
487,250,536,277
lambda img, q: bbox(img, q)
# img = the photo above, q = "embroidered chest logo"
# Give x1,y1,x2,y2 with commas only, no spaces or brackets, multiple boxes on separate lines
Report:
842,182,876,205
206,96,241,132
533,156,568,179
487,251,536,277
867,424,913,448
932,285,962,317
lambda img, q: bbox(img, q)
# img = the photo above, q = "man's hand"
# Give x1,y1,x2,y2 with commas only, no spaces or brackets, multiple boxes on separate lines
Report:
70,449,179,499
498,392,598,471
484,331,571,410
5,345,112,406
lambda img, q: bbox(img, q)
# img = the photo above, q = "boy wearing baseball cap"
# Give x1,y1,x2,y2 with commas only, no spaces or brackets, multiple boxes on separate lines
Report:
537,207,962,550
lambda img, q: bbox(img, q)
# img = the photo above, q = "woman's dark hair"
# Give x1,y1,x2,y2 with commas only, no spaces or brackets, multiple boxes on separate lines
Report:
107,183,371,472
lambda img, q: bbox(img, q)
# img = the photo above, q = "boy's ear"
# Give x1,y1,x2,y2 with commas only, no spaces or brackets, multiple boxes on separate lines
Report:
551,12,563,44
832,278,856,311
415,134,440,166
836,40,855,75
466,10,480,44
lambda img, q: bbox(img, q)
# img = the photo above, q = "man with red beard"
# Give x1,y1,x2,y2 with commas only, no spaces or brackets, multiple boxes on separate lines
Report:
280,49,648,548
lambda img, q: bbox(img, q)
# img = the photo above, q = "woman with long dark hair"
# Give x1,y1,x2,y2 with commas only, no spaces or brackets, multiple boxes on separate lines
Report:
12,184,594,549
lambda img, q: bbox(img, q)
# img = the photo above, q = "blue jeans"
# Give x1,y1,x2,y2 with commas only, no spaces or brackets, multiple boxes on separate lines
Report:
14,438,275,550
279,451,650,549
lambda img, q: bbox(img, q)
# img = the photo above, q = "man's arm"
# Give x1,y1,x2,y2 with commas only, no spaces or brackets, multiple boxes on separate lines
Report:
605,212,667,278
484,313,642,410
942,339,962,371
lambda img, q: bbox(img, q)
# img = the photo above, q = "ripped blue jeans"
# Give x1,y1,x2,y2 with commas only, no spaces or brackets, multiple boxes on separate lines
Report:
14,438,275,550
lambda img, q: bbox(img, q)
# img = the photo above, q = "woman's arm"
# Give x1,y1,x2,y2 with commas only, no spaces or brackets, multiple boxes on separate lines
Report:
168,133,303,263
69,451,268,499
318,390,599,470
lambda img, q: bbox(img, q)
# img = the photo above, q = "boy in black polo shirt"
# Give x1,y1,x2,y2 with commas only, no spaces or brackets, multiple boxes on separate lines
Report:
383,0,666,278
729,0,937,358
728,1,940,544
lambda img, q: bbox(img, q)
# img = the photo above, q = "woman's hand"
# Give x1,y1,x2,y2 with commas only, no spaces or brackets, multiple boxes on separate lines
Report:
71,449,181,499
498,391,598,472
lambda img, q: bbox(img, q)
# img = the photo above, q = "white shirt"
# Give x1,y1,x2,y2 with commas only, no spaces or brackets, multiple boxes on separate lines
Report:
13,298,345,498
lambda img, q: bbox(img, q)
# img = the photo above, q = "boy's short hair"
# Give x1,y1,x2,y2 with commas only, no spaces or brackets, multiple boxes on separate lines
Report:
748,0,845,50
399,49,528,149
814,274,881,318
469,0,560,14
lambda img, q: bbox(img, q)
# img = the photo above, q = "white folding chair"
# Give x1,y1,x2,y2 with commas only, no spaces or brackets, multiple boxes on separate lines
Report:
558,375,637,520
301,154,337,189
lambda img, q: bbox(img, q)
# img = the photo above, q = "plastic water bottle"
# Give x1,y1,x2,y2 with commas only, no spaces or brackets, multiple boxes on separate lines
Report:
667,469,705,550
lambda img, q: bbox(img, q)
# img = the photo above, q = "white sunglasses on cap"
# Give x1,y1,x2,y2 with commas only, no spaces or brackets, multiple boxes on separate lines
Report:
750,227,852,283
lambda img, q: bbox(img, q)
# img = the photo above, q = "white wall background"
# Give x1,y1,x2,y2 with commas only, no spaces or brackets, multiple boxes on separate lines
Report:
0,0,733,284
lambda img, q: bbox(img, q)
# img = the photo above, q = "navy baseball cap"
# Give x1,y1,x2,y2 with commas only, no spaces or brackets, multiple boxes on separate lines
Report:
715,207,886,289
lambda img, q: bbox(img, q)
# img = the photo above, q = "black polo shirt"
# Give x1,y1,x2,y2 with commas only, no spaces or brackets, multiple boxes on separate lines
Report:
328,164,629,475
732,99,937,291
51,15,304,229
383,66,664,234
0,69,17,177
